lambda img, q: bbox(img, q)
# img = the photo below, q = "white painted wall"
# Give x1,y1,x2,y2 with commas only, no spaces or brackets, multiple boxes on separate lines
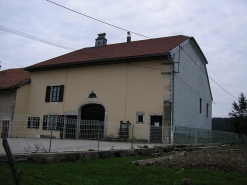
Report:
172,39,212,130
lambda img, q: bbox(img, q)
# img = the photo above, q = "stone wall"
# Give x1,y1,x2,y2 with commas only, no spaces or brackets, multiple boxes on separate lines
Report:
0,89,16,114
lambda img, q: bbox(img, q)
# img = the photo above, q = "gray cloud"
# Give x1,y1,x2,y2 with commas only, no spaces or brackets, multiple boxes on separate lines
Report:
0,0,246,117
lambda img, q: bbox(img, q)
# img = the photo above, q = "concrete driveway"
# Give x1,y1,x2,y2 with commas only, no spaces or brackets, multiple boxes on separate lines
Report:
0,138,156,154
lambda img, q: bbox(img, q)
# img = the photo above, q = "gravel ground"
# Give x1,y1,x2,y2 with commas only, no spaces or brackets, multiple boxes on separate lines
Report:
149,144,247,174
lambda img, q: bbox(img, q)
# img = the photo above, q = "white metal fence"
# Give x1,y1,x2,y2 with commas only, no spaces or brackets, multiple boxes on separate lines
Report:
0,113,243,154
174,126,240,144
0,113,168,153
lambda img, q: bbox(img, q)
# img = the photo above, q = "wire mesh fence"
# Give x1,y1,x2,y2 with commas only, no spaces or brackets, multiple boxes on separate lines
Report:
174,126,240,144
0,113,167,153
0,113,243,154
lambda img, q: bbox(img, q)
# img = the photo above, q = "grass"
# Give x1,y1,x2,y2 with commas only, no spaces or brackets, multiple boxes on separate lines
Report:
0,156,247,185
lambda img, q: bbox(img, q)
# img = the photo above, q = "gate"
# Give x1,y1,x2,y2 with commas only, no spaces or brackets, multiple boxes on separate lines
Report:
150,115,162,143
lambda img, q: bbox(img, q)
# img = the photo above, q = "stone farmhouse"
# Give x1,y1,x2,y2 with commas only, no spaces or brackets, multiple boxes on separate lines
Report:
0,33,213,143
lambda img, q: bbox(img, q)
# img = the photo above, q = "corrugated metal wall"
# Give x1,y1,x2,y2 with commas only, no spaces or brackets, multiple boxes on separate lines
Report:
173,40,212,130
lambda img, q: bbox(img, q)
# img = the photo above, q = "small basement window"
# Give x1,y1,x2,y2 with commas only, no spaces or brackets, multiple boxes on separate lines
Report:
136,112,145,124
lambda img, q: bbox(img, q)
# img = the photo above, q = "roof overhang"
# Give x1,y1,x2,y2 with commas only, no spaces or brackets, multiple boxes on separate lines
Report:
0,79,31,90
25,53,170,72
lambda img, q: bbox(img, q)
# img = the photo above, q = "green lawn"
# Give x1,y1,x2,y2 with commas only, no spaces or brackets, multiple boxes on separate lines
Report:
0,156,246,185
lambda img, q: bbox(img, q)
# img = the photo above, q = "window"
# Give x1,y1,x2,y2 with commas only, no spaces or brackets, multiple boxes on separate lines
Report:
200,98,202,114
136,112,145,123
206,103,209,118
28,117,40,129
45,85,64,102
42,115,58,130
87,91,98,99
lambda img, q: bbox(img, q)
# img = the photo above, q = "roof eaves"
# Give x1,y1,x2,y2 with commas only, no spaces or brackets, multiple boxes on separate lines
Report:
190,37,213,101
25,53,170,72
0,79,31,90
190,37,208,64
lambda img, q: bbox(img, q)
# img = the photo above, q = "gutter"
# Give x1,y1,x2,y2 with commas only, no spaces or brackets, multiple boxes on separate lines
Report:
25,53,170,72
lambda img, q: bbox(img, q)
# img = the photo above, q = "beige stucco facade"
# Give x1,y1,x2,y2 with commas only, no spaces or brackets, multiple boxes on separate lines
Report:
13,59,172,141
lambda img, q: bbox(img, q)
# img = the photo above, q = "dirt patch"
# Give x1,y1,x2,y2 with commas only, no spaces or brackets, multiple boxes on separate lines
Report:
149,144,247,174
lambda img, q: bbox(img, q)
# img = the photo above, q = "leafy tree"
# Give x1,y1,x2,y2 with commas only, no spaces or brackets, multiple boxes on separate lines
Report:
228,92,247,135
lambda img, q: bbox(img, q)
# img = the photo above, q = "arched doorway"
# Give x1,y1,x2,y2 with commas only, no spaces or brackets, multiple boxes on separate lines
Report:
80,104,105,139
81,104,105,121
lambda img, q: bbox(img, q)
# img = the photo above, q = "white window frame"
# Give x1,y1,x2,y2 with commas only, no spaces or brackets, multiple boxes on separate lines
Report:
136,111,145,124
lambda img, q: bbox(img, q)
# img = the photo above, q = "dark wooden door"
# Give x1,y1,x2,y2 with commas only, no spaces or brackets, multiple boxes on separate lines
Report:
2,121,9,138
80,104,105,139
150,116,162,143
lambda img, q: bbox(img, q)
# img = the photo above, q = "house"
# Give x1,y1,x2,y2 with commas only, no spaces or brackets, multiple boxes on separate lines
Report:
3,33,213,143
0,68,31,137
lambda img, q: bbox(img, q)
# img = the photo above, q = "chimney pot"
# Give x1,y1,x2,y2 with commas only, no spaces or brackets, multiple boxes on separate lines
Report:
127,31,131,43
95,33,107,47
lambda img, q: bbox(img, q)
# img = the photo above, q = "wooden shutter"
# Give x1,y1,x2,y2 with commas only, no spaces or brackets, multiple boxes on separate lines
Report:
45,86,51,102
59,85,64,102
35,117,40,129
28,117,31,128
42,116,47,130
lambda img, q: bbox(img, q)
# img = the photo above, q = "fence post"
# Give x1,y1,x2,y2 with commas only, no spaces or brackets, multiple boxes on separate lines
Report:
49,117,53,153
187,128,191,144
131,124,134,149
97,121,100,151
173,126,176,145
207,130,210,143
155,126,158,147
195,130,199,144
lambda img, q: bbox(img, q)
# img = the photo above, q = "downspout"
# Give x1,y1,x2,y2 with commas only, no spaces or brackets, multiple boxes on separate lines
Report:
168,53,175,145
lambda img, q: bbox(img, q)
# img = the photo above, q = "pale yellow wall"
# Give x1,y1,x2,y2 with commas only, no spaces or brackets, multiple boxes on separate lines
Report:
20,59,171,139
11,126,60,139
15,84,30,115
26,69,67,115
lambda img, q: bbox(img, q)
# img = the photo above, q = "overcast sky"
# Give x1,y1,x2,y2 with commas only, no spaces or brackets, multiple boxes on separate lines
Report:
0,0,247,118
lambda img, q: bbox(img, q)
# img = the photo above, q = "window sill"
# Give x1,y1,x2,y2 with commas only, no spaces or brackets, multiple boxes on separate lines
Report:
86,98,98,100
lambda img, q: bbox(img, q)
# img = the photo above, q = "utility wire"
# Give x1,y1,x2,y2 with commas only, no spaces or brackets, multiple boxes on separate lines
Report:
129,63,168,71
180,47,238,100
46,0,151,39
0,25,76,51
46,0,237,100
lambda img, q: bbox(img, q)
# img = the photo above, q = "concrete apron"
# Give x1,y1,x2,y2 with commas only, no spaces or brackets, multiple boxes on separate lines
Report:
0,143,223,164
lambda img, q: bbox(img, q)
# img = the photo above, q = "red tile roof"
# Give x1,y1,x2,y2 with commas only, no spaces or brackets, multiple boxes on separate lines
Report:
0,68,31,89
26,35,189,70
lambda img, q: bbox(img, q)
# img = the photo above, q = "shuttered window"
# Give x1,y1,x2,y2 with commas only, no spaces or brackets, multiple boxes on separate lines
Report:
45,85,64,102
